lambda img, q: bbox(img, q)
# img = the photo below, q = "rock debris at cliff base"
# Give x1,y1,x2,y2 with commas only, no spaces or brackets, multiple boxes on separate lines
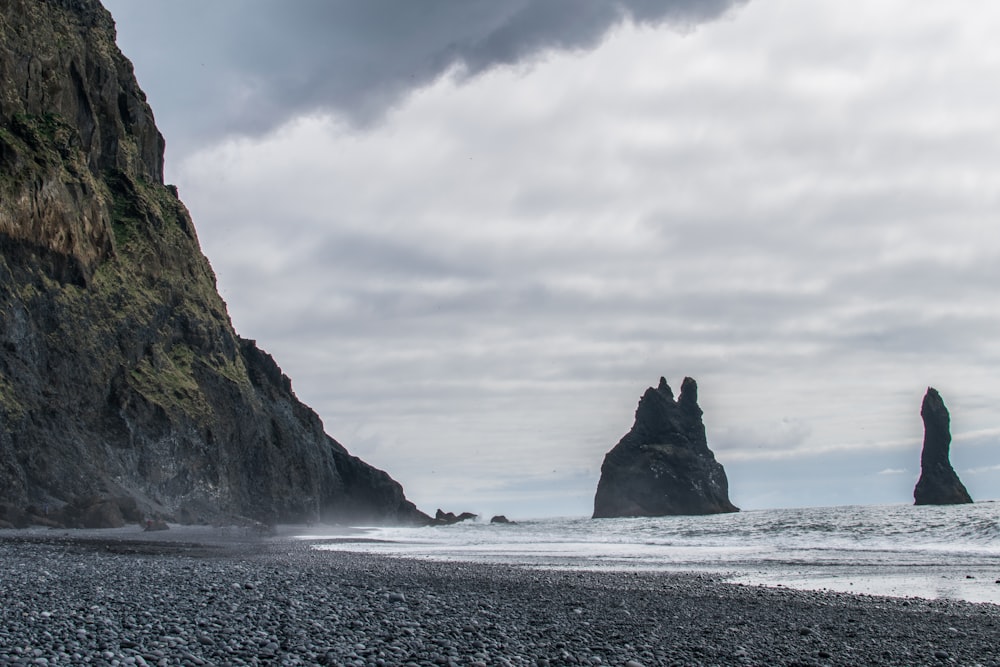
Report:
2,532,999,666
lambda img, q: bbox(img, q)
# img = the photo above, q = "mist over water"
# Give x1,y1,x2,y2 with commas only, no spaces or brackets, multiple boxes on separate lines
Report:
303,503,1000,605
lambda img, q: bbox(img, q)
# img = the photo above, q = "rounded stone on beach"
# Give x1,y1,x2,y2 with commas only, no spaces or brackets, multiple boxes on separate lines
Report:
2,530,1000,666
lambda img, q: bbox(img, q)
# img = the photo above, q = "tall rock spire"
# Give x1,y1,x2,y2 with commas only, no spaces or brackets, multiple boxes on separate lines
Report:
913,387,973,505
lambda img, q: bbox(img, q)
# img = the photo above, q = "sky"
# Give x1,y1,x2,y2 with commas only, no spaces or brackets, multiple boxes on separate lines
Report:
102,0,1000,518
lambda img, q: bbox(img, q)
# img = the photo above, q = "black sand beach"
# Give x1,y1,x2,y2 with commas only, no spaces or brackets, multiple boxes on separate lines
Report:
1,528,999,666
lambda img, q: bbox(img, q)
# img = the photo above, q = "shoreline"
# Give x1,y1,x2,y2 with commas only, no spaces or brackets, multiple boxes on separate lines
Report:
2,529,1000,665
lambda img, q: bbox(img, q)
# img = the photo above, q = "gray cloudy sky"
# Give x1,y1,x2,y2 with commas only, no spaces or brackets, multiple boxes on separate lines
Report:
104,0,1000,518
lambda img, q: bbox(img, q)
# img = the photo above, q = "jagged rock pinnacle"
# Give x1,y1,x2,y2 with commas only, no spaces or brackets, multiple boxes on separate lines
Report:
593,377,738,518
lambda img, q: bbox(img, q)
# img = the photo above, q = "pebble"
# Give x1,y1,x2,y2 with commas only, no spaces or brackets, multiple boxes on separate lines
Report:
0,533,997,666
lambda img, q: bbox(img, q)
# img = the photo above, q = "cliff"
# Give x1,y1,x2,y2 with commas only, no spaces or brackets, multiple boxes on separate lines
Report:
913,387,972,506
593,377,738,518
0,0,427,526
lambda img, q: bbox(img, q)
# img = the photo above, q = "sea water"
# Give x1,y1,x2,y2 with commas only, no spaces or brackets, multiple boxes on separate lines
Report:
302,502,1000,605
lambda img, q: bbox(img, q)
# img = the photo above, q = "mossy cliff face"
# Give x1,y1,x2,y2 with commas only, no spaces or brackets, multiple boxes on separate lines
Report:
0,0,427,525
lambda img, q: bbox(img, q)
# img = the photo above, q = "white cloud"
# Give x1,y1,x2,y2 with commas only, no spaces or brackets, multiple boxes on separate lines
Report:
109,0,1000,515
964,464,1000,476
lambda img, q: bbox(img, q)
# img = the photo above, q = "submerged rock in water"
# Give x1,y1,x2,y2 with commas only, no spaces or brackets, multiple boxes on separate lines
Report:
431,509,478,525
593,377,738,518
914,387,973,505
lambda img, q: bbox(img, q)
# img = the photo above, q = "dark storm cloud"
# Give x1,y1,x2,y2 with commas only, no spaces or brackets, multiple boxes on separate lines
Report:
105,0,746,155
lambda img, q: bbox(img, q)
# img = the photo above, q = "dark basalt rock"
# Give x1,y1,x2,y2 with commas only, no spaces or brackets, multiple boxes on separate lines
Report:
490,515,515,525
0,503,31,529
593,377,738,518
55,495,144,529
914,387,973,505
431,509,478,525
0,0,428,526
143,517,169,532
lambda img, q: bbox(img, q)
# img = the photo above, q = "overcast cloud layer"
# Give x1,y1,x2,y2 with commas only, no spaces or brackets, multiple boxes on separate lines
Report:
107,0,744,157
105,0,1000,517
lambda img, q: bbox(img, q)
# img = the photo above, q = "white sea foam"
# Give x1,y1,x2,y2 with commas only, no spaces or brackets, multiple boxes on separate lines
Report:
301,502,1000,604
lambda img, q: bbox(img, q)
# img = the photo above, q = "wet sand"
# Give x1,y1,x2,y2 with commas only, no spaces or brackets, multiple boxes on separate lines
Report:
1,526,999,665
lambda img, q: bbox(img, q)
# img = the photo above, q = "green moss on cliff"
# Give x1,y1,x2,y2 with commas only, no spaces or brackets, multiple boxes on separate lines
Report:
3,113,78,173
0,372,25,418
92,170,253,412
128,342,211,423
107,174,142,246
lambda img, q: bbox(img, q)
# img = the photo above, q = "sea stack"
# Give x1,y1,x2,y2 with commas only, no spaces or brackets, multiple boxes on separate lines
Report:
0,0,427,526
593,377,738,518
913,387,972,505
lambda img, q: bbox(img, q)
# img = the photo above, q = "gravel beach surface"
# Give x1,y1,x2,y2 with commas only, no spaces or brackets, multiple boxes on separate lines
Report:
2,528,999,666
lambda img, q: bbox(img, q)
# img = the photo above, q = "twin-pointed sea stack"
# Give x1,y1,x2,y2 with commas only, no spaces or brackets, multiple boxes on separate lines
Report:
593,377,738,518
0,0,426,526
913,387,972,505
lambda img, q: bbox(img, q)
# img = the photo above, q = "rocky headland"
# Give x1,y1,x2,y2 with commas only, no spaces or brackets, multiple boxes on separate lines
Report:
0,0,426,527
913,387,973,505
593,377,738,518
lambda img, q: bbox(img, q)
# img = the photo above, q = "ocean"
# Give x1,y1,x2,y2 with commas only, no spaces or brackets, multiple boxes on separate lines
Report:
303,502,1000,605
